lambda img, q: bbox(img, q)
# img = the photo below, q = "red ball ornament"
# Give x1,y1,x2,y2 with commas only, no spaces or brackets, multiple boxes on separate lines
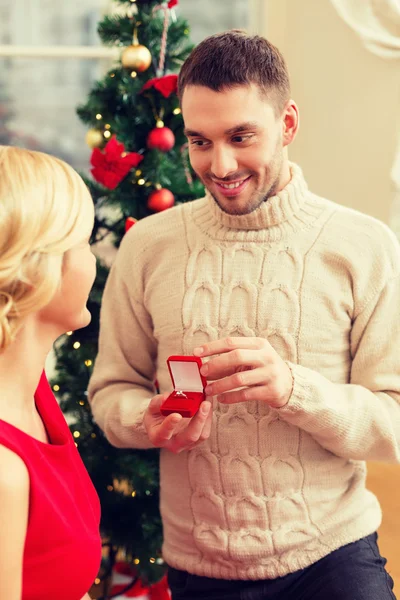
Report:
124,217,137,233
148,188,175,212
147,126,175,152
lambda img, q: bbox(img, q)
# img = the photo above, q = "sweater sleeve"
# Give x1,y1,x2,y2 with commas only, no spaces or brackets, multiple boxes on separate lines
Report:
88,243,157,450
278,271,400,463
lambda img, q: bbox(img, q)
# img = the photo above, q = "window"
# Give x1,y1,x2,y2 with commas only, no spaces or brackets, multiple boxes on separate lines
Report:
0,0,254,172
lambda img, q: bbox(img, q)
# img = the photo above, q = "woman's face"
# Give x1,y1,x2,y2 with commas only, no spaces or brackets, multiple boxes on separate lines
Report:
37,236,96,336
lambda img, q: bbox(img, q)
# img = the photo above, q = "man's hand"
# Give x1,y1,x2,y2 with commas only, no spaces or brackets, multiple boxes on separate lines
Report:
194,337,293,408
144,394,212,453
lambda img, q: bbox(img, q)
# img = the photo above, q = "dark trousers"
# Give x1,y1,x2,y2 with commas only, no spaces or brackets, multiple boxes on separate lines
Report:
167,533,396,600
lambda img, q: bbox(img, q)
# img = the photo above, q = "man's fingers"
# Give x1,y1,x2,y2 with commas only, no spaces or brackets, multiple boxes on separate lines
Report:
146,396,213,452
148,393,169,415
199,402,214,440
169,401,212,452
205,367,267,396
216,384,279,405
150,412,183,445
194,336,266,358
201,349,265,379
179,401,211,443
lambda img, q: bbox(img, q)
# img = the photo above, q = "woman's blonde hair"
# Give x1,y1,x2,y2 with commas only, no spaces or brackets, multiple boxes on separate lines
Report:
0,145,94,351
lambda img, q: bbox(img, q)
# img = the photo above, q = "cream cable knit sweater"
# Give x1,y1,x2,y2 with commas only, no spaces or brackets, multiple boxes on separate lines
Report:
88,164,400,580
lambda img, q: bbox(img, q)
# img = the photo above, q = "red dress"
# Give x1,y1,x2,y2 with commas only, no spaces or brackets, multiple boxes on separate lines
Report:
0,372,102,600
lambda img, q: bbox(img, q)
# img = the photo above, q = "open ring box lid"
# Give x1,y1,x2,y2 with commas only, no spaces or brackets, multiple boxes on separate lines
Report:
160,355,207,418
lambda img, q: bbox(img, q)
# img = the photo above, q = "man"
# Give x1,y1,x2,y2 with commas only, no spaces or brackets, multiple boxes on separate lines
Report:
88,30,399,599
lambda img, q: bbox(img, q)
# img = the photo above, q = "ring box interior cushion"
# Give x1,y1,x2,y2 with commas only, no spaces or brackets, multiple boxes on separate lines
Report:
160,355,207,418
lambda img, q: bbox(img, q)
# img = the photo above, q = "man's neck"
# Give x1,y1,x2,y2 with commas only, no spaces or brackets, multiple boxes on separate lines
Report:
275,157,292,195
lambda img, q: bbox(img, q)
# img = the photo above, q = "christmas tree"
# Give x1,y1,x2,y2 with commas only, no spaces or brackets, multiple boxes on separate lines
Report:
50,0,203,597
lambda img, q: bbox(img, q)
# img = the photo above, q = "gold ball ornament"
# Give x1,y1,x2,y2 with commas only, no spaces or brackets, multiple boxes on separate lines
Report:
121,44,152,73
85,128,104,149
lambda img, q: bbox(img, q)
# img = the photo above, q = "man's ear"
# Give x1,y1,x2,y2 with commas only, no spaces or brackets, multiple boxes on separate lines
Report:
282,100,299,147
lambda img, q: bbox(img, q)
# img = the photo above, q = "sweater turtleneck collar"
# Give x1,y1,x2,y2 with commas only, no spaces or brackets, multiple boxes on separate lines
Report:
190,163,320,242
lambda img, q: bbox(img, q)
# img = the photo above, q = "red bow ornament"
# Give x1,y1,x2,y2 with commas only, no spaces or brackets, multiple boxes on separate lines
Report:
141,74,178,99
91,136,143,190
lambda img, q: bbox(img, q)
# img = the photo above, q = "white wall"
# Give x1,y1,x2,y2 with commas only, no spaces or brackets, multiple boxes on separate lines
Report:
262,0,400,224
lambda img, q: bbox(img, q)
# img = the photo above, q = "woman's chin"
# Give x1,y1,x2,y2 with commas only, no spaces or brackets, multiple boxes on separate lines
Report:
72,309,92,331
59,309,92,336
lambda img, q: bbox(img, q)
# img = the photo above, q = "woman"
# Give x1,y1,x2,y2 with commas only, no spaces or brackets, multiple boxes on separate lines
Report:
0,146,101,600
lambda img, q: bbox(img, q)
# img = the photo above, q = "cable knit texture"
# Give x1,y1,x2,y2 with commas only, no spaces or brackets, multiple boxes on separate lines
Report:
88,164,400,580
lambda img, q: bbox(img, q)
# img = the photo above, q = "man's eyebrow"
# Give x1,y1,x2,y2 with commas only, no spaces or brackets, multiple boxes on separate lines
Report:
224,121,259,135
184,121,259,138
184,128,204,137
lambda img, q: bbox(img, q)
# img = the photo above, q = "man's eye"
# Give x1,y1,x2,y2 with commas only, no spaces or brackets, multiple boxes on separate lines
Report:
232,135,252,143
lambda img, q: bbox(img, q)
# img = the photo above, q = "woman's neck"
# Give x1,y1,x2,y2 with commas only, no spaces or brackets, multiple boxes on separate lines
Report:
0,319,53,416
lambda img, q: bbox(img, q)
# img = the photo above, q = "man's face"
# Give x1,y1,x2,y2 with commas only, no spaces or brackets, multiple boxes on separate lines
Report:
182,83,292,216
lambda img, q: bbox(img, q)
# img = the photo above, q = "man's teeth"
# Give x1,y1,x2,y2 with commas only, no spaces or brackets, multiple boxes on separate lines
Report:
219,180,245,189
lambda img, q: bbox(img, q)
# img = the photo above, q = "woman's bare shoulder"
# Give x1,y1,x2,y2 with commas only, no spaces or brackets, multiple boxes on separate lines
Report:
0,444,29,492
0,445,29,600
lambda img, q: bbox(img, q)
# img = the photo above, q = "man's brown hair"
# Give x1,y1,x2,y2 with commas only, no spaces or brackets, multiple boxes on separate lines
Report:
178,30,291,113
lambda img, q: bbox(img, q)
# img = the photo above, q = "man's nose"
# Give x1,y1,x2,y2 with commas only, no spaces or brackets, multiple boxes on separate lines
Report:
210,147,238,180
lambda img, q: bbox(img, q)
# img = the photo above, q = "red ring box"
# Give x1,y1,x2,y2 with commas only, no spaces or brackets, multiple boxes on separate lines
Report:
160,355,207,418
